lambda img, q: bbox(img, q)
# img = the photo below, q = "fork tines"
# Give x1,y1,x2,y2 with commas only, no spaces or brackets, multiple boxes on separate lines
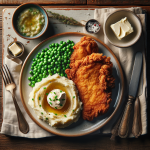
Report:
0,64,14,86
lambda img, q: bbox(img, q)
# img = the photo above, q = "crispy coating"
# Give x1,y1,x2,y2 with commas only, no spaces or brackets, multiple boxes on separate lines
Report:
70,36,98,68
65,53,115,121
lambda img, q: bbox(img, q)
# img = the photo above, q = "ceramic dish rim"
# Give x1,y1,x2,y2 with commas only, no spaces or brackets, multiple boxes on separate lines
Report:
103,9,142,48
19,32,124,137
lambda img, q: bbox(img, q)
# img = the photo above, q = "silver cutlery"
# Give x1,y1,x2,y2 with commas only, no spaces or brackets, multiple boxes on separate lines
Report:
0,64,29,134
132,96,142,138
118,52,143,138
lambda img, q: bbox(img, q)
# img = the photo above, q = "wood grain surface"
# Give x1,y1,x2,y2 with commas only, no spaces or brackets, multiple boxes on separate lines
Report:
0,0,86,5
0,5,150,150
88,0,150,5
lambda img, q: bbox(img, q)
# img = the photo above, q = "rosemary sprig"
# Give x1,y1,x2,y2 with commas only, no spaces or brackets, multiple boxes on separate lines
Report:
47,10,84,26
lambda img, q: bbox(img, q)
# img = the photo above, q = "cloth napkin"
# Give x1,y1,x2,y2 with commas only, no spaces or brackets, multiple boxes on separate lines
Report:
1,7,147,138
83,7,147,136
1,55,55,138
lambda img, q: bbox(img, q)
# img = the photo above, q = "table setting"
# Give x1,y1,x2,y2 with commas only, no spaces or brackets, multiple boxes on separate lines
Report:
0,3,148,140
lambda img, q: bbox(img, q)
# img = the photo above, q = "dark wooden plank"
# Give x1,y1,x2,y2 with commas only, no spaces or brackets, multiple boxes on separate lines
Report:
87,0,150,5
0,5,150,150
0,0,86,5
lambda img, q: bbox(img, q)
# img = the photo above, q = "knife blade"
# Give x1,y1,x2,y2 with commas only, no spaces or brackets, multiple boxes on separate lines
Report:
128,52,143,97
132,56,143,138
118,52,143,138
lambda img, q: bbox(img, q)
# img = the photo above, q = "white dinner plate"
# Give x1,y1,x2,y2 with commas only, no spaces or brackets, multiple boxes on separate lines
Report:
20,32,124,137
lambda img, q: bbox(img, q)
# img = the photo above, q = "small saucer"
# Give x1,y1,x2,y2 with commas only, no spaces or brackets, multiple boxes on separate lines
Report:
7,41,25,58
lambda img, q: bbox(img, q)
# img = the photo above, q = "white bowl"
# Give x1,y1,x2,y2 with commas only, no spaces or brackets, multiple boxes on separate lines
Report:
104,9,142,47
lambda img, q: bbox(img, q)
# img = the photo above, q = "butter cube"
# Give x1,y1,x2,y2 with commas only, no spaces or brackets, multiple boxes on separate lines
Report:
9,43,23,56
110,17,133,40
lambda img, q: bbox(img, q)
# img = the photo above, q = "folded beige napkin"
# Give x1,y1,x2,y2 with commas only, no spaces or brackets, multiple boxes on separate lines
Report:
1,7,147,138
1,55,54,138
83,7,147,136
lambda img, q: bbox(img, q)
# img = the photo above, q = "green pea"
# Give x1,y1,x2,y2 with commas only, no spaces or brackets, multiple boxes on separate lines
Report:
31,84,34,87
51,43,55,47
48,69,51,73
43,72,46,76
29,82,32,86
67,39,70,43
37,79,41,82
60,41,63,44
31,77,34,80
29,71,33,75
32,81,35,84
60,73,64,77
64,60,67,63
28,77,31,80
56,68,60,72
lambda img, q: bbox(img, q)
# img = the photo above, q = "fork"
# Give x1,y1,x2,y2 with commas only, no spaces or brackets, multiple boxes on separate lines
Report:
0,64,29,134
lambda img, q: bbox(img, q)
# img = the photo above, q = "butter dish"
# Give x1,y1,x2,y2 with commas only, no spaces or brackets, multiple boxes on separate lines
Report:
104,9,142,47
7,41,24,58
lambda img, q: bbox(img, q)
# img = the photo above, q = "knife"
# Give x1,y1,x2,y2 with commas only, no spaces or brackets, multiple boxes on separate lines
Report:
118,52,143,138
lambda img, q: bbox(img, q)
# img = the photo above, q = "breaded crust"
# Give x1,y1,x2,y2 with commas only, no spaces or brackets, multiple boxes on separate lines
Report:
66,53,115,121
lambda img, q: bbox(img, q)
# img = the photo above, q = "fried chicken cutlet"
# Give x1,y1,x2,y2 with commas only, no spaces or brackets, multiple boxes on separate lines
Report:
65,53,115,121
70,36,98,68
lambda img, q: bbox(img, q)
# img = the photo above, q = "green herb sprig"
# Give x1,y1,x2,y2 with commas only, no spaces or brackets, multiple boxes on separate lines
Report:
47,10,84,26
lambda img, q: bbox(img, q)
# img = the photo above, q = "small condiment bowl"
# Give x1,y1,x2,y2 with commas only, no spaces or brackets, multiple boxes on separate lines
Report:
12,3,49,40
7,41,24,58
85,19,101,34
103,9,142,47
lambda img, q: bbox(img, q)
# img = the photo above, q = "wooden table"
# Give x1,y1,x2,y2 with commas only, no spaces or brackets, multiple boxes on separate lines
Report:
0,1,150,149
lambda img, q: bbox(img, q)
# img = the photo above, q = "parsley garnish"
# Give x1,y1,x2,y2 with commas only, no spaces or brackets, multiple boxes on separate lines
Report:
49,98,52,101
49,102,52,105
60,104,62,106
43,87,46,89
39,20,42,24
55,107,57,109
62,99,65,101
41,112,43,115
55,95,58,99
60,90,62,93
55,113,57,115
73,96,75,98
39,97,41,100
39,105,41,107
54,92,56,95
46,93,48,95
64,115,67,117
32,98,34,101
